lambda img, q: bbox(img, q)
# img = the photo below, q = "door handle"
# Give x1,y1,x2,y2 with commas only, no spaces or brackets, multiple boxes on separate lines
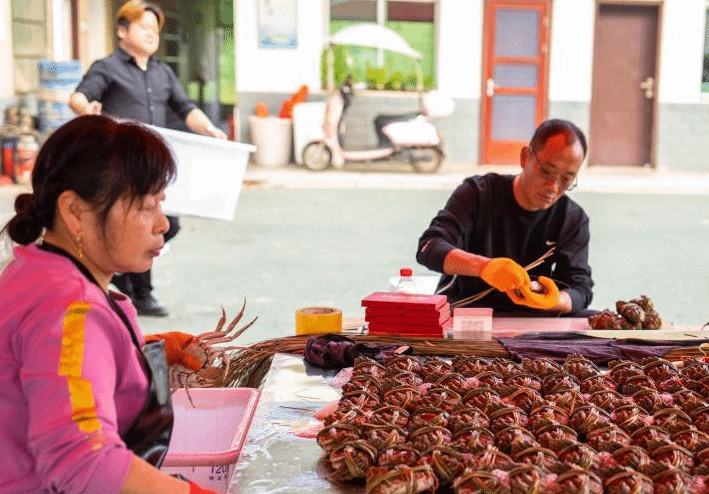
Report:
640,76,654,99
486,78,495,97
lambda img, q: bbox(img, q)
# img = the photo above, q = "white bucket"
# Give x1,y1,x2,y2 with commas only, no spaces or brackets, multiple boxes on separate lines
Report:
249,116,293,167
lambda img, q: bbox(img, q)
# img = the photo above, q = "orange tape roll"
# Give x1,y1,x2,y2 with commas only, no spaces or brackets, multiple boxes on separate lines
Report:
295,307,342,335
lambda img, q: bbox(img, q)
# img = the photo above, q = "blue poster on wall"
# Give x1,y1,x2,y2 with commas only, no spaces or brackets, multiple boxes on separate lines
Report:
258,0,298,49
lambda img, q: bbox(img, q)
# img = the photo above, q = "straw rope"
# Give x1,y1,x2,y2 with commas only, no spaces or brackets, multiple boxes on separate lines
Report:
450,247,556,309
221,333,707,389
223,334,510,388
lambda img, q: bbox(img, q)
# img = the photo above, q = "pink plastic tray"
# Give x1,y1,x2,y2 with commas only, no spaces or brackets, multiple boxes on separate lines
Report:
162,387,260,467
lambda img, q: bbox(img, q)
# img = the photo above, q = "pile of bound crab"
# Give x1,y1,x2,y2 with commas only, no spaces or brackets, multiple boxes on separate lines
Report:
317,353,709,493
588,294,663,330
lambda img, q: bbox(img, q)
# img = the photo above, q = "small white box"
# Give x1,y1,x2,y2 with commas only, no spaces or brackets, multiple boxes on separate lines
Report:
453,308,493,340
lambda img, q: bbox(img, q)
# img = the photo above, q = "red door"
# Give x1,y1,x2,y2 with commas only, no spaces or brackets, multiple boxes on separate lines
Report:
480,0,551,164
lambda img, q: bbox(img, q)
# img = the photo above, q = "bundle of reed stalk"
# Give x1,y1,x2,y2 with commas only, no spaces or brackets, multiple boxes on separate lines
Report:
663,342,709,362
221,334,709,389
223,334,510,388
450,246,556,309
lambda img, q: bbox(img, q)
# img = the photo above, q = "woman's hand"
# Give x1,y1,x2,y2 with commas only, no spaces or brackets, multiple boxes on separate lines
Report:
144,332,202,371
188,481,226,494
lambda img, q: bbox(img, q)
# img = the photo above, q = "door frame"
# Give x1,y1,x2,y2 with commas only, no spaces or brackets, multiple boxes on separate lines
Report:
479,0,552,165
589,0,664,168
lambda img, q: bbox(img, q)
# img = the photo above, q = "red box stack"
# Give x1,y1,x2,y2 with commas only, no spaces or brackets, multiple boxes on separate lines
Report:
361,292,451,338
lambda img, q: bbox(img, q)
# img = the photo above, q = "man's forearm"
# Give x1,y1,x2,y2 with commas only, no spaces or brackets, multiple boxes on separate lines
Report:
442,249,490,277
69,92,90,115
185,108,226,139
551,290,573,314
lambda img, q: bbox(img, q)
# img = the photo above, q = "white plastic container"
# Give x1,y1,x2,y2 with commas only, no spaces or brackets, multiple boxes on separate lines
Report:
161,387,261,492
293,102,326,165
150,126,256,221
249,115,293,167
453,307,493,340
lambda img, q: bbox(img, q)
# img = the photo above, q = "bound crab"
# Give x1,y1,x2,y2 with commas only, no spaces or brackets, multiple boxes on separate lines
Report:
170,300,258,406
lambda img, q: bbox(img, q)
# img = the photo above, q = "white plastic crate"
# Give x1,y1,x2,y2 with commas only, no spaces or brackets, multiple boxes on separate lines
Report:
150,126,256,221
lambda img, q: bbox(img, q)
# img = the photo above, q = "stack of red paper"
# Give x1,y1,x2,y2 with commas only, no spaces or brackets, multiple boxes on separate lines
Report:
361,292,451,338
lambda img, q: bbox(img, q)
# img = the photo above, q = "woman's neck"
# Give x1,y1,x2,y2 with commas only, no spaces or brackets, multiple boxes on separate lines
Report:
42,230,110,292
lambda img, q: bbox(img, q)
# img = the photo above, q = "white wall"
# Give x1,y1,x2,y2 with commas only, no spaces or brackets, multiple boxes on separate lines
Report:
234,0,708,105
548,0,595,102
85,0,107,64
548,0,707,104
658,0,706,103
0,0,14,99
437,0,482,99
236,0,325,93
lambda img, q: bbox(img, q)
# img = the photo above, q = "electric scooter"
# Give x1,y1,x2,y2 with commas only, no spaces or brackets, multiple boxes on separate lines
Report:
301,23,454,173
301,77,453,173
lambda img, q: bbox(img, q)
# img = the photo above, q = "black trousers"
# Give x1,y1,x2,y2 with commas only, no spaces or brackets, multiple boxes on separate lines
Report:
112,215,180,299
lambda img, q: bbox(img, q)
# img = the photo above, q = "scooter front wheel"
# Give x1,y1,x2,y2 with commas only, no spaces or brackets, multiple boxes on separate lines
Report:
409,146,443,173
302,141,332,171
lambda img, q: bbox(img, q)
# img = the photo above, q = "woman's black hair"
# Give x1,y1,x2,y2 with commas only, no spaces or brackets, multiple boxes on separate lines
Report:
529,119,588,158
2,114,176,245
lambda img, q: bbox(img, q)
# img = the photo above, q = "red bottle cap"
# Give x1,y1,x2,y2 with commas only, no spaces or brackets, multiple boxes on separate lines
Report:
400,268,413,277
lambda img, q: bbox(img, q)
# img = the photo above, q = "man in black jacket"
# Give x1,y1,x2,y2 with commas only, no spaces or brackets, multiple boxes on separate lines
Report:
69,0,226,317
417,119,594,316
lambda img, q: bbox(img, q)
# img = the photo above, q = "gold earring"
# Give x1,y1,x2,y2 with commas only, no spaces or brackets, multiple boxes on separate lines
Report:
76,233,84,260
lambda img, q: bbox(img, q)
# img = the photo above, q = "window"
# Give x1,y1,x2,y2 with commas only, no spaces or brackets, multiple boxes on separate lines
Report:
12,0,50,92
327,0,436,90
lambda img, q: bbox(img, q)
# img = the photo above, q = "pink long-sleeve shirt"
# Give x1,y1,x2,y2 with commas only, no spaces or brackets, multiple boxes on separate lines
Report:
0,244,149,494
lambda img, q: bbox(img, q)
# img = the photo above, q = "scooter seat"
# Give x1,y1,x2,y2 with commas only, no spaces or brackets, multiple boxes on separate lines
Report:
374,112,421,147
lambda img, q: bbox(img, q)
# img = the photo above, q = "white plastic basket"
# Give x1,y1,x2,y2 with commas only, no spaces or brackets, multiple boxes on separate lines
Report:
150,126,256,221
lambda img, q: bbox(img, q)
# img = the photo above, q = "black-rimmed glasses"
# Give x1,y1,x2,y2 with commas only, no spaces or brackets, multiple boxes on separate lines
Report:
530,149,579,191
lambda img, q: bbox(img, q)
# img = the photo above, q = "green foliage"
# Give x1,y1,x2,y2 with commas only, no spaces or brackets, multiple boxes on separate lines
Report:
323,20,437,91
366,65,388,90
219,28,236,104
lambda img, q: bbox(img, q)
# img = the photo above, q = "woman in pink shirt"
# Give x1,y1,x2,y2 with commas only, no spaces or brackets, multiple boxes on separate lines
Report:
0,114,221,494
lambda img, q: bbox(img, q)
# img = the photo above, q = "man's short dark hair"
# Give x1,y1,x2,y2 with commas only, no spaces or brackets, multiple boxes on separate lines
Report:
530,119,588,158
116,0,164,30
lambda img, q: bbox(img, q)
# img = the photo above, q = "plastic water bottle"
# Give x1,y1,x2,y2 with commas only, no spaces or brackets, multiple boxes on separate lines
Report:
396,267,418,294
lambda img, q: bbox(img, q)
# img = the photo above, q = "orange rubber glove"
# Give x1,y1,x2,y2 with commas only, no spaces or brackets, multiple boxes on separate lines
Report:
506,276,560,310
479,257,530,292
144,331,202,371
188,481,225,494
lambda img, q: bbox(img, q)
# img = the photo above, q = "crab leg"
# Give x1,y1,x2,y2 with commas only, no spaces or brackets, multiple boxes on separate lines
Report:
201,316,258,345
197,299,247,342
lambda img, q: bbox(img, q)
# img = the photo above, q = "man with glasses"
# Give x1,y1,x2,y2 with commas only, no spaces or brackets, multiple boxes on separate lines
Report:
416,119,594,316
69,0,226,317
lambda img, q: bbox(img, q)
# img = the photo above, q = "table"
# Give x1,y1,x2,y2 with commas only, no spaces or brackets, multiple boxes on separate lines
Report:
344,315,706,339
227,322,708,493
228,353,353,493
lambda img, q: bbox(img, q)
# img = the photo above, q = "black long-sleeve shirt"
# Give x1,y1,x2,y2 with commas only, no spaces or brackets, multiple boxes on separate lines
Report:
74,48,197,127
416,174,594,315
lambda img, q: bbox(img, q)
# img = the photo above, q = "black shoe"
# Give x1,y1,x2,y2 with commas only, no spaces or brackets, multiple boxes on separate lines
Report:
111,274,133,297
132,295,169,317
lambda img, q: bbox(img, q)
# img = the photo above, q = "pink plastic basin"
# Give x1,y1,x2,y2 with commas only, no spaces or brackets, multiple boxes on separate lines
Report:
162,387,260,467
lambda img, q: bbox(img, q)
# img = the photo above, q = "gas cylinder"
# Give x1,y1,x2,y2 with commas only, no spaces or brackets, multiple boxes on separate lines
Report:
14,133,39,185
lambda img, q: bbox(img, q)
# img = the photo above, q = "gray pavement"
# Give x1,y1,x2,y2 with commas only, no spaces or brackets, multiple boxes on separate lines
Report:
2,161,709,345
